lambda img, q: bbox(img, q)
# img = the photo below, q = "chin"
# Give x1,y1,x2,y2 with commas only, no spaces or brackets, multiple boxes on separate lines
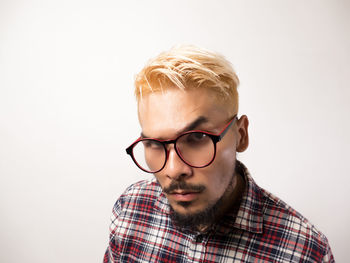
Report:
171,200,205,214
169,198,224,231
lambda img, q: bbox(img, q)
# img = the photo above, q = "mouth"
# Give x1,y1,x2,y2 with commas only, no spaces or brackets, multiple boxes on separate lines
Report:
168,190,202,202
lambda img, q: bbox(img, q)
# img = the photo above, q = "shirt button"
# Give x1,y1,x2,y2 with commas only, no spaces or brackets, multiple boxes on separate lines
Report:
196,235,203,243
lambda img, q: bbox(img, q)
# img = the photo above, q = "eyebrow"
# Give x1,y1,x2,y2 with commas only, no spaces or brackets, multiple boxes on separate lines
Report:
141,116,209,139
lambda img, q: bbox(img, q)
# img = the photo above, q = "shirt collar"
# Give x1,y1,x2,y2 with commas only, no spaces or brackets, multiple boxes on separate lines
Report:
219,161,264,234
153,161,264,234
154,188,170,214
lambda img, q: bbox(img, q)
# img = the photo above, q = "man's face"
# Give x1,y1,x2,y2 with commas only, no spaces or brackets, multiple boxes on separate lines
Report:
138,87,248,222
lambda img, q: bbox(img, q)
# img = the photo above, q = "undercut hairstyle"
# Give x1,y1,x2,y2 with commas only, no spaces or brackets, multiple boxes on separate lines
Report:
134,45,240,114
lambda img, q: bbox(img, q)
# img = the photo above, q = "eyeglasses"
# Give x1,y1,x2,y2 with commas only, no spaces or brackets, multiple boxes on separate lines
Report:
126,115,237,173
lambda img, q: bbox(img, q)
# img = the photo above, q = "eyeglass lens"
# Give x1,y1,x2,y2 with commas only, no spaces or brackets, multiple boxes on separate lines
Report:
131,132,215,173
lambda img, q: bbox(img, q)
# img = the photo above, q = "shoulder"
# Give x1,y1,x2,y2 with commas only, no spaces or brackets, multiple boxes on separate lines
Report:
261,187,333,260
262,188,326,240
238,160,334,262
122,178,161,197
112,178,162,214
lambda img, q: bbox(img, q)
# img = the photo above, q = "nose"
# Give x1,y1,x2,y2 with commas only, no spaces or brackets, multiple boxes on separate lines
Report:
164,145,192,180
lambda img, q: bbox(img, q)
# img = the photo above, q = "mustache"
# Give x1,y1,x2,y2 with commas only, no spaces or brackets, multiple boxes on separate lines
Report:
163,181,206,194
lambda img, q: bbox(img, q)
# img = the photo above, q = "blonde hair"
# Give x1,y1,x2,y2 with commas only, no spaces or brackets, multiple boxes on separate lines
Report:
134,45,240,114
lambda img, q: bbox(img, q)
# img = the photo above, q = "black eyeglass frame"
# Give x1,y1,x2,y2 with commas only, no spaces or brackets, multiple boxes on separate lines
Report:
126,115,238,173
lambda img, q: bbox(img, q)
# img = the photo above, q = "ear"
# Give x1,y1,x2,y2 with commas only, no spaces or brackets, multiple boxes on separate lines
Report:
236,115,249,152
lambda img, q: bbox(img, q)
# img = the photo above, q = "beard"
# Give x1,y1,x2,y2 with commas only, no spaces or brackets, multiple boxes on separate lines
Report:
163,176,235,233
169,193,226,232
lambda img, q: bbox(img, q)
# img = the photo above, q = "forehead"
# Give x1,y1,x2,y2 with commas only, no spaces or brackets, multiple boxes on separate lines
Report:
138,88,231,138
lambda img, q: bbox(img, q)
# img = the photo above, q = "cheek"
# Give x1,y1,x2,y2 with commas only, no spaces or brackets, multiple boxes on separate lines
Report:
201,157,235,196
214,143,236,174
204,143,236,192
153,173,167,188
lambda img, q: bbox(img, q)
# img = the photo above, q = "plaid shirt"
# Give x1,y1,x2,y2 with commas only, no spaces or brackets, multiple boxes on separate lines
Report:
104,162,334,262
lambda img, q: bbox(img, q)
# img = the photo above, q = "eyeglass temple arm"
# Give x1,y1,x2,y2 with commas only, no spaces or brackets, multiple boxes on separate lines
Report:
217,115,238,141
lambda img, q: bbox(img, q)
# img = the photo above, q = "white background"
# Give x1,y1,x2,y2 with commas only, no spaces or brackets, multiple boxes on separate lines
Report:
0,0,349,262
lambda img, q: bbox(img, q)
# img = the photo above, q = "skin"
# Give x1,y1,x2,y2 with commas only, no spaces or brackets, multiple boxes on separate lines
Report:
138,87,249,230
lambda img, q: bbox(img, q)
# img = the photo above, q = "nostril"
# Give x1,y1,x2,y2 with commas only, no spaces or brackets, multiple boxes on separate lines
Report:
167,172,190,181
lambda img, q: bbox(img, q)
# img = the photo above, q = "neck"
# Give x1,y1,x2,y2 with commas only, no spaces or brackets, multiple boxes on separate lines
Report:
197,170,246,233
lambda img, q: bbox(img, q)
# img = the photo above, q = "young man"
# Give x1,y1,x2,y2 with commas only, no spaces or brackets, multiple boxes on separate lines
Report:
104,46,334,262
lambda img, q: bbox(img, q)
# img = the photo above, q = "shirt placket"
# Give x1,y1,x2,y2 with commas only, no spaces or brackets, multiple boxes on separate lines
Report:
186,233,208,262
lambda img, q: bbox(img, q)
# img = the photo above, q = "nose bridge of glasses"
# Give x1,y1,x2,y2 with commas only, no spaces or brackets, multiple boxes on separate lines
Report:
161,138,178,150
162,138,186,163
164,140,191,175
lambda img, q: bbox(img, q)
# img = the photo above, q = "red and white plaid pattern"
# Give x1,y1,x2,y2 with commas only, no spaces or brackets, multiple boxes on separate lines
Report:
104,162,334,262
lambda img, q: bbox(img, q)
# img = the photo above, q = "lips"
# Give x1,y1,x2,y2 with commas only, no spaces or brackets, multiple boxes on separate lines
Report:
169,190,201,202
170,190,194,194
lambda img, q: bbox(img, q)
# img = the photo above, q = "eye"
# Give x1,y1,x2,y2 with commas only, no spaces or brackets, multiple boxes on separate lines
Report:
142,140,163,149
185,132,208,144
